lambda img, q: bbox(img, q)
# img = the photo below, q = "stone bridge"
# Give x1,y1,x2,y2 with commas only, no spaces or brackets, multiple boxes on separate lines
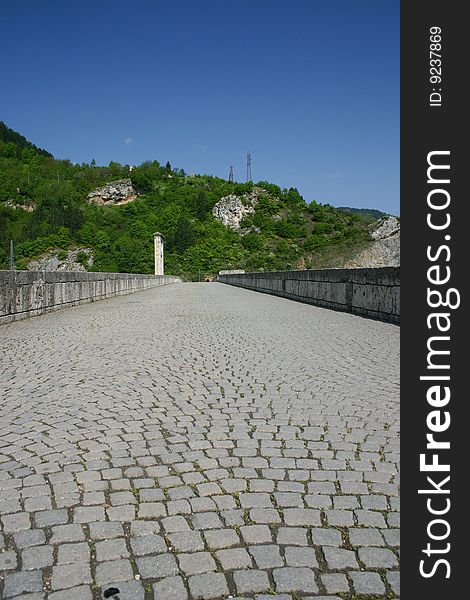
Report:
0,283,400,599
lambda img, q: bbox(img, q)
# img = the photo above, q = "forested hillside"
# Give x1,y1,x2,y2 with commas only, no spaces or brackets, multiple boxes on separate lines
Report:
0,122,372,280
336,206,390,222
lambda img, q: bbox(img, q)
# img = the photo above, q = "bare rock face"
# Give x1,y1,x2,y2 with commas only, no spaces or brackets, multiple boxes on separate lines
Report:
212,189,268,231
27,248,93,272
371,216,400,240
87,179,138,205
344,216,400,268
212,194,257,230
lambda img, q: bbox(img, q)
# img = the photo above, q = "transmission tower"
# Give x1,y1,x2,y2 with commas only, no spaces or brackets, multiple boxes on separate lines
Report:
228,166,234,183
246,152,252,182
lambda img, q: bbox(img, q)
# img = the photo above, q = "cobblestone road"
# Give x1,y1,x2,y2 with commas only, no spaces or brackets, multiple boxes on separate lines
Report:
0,283,400,600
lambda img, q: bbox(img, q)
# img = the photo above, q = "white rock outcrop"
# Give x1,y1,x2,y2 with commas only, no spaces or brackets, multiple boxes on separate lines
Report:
212,189,270,231
371,216,400,240
87,179,138,205
212,194,257,230
344,216,400,268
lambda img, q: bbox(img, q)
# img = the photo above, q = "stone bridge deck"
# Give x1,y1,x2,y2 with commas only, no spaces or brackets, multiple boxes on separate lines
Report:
0,283,400,600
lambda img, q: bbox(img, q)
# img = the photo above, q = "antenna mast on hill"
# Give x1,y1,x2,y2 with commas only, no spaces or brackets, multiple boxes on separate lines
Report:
246,152,252,182
228,166,234,183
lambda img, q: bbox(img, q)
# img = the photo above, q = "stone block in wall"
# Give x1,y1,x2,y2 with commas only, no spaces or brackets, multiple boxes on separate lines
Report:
63,282,72,304
43,271,57,284
20,283,32,314
349,267,399,287
285,279,348,305
78,280,88,301
72,281,81,303
351,283,399,316
44,283,55,308
285,278,300,296
31,281,45,312
95,279,102,299
264,277,280,292
12,284,22,314
13,271,33,285
0,286,7,316
56,282,64,305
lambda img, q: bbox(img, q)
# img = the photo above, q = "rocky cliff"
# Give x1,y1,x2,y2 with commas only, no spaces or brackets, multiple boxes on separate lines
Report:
371,216,400,241
212,189,262,230
87,179,138,205
344,216,400,268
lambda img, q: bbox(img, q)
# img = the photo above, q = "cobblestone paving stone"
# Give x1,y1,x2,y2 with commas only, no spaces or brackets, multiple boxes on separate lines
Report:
0,283,400,599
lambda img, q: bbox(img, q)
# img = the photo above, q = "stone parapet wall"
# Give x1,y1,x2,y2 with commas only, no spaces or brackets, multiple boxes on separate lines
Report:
0,271,180,325
217,267,399,324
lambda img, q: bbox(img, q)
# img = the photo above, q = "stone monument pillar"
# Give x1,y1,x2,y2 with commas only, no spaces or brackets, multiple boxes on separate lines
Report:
153,232,164,275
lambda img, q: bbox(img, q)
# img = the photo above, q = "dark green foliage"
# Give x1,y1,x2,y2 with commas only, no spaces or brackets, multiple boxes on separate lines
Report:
171,217,196,253
194,191,208,220
336,206,391,221
256,181,282,197
0,123,373,279
275,219,305,239
0,121,53,158
114,236,152,273
130,161,162,193
241,234,263,251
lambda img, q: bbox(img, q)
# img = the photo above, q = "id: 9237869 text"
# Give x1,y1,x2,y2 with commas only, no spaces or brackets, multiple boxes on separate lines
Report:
429,26,442,107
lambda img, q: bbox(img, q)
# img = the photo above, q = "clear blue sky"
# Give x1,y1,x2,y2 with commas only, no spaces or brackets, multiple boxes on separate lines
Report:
1,0,399,215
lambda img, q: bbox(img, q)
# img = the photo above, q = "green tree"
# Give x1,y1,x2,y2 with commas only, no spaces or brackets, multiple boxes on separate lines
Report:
1,142,17,158
194,191,208,220
172,217,195,253
94,230,111,250
241,234,263,250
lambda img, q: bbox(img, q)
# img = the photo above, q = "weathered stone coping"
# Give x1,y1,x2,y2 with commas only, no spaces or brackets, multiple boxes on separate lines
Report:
217,267,400,324
0,271,180,325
